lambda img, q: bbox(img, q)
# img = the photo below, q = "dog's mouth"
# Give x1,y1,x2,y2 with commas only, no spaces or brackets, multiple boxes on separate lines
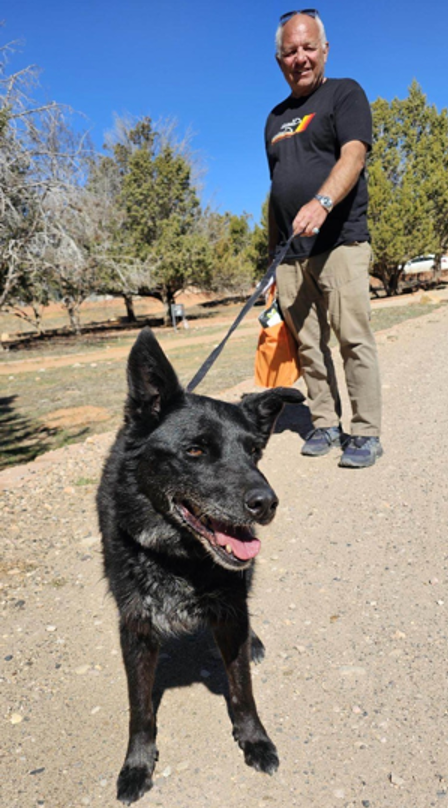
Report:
174,501,260,569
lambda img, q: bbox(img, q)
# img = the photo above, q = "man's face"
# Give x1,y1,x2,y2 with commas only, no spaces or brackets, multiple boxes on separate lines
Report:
276,14,329,98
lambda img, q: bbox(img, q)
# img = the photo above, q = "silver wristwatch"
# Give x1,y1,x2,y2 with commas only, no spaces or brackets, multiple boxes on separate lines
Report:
314,194,333,212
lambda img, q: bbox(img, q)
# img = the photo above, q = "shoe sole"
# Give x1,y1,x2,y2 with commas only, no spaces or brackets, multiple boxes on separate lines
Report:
301,439,342,457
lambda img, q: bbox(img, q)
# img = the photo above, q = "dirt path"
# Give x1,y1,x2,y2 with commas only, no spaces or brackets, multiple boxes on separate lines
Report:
1,304,448,808
0,316,260,376
2,287,446,378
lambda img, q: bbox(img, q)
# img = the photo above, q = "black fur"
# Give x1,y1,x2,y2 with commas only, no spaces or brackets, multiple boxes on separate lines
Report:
97,327,304,804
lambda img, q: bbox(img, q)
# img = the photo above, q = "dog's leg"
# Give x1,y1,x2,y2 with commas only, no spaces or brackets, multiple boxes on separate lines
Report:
117,619,159,805
213,613,279,775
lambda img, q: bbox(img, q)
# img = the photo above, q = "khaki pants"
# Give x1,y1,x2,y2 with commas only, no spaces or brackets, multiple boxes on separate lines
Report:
276,242,381,436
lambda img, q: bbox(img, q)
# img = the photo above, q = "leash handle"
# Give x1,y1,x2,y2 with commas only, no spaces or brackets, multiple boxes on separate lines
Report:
186,231,296,393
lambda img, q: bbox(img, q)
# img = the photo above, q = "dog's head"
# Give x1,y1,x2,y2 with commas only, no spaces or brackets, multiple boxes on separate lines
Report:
123,327,304,571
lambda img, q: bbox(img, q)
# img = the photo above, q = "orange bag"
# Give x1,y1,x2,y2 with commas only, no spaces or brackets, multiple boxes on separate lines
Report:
254,285,301,388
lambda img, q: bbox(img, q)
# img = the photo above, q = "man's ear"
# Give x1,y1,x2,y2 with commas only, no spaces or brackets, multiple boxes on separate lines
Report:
240,387,305,444
125,327,184,424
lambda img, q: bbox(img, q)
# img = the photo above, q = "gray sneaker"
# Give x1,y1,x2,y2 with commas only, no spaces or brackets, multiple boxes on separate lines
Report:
301,426,343,457
339,436,383,468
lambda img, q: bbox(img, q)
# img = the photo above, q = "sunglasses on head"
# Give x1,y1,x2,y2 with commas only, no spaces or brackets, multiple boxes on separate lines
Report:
279,9,320,25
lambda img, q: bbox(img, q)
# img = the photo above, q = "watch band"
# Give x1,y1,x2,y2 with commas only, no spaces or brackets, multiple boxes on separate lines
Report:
314,194,333,212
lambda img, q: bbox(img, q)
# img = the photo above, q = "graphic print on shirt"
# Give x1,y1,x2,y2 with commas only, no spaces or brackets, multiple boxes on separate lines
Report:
271,113,316,145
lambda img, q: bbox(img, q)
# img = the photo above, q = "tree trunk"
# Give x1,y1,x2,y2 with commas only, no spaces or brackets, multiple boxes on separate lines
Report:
31,303,45,335
163,287,176,326
12,304,45,335
64,297,81,334
123,293,137,322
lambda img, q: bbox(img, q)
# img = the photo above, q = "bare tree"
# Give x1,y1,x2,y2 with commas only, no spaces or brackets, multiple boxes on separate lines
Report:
0,37,55,315
1,34,96,333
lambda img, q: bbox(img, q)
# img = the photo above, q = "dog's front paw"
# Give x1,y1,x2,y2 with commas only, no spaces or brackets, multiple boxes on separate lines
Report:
117,764,153,805
241,738,279,775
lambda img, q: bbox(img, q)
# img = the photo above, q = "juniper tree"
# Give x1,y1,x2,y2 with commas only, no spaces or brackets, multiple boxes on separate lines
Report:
368,81,448,294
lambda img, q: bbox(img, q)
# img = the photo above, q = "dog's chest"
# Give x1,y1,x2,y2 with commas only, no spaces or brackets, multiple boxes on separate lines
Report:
136,560,240,635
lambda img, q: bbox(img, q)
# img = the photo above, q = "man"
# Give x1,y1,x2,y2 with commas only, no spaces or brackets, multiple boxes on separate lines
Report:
266,10,383,468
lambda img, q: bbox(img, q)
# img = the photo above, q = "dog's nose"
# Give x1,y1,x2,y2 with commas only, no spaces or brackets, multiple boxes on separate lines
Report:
245,488,279,524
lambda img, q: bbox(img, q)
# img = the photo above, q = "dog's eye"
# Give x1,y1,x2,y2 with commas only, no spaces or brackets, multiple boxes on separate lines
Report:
186,446,204,457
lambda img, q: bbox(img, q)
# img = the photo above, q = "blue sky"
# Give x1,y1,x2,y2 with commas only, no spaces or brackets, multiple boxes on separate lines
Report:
3,0,447,224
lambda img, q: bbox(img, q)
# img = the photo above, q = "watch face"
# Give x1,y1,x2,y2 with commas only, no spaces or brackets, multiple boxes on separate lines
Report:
316,194,332,210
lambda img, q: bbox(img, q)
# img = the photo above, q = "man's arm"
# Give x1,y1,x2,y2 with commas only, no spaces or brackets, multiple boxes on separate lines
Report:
292,140,368,237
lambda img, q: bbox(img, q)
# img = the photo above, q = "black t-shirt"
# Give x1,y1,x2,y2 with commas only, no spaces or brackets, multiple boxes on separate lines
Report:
265,78,372,259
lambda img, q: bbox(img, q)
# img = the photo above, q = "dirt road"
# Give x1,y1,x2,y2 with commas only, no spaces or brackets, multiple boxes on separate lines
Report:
1,303,447,808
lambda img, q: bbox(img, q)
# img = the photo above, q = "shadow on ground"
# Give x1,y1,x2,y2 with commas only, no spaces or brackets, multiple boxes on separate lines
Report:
152,630,229,719
274,400,312,439
0,395,87,470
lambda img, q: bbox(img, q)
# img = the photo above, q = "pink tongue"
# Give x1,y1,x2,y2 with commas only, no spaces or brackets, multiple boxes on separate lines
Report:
212,523,261,560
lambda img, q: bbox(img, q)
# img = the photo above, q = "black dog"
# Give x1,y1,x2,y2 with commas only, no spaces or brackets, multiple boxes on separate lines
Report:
97,327,304,804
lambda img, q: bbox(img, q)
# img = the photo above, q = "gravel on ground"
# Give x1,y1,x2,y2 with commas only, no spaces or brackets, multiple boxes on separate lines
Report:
1,303,447,808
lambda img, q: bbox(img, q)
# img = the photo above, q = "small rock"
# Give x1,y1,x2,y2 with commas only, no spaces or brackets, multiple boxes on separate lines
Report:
161,766,172,778
75,664,90,675
46,625,57,632
339,665,367,677
80,535,100,547
10,713,23,724
389,772,405,787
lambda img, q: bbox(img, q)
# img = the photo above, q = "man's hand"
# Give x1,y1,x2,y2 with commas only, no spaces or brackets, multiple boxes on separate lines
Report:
292,198,328,238
293,139,368,238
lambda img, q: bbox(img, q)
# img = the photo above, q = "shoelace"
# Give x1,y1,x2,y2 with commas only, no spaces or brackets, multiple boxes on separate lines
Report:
307,427,338,445
345,436,371,448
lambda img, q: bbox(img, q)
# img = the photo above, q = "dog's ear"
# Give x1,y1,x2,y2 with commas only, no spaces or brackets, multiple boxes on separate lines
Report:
125,327,184,422
240,387,305,442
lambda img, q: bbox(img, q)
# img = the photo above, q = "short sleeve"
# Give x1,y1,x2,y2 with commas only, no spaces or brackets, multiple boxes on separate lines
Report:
333,79,372,151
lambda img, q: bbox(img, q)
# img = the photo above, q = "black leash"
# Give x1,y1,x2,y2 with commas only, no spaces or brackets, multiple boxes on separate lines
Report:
186,231,296,393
